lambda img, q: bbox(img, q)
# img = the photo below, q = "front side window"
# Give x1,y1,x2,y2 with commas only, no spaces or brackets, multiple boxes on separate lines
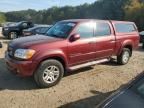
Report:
115,23,136,33
28,22,33,27
46,22,76,38
74,22,94,38
95,22,111,36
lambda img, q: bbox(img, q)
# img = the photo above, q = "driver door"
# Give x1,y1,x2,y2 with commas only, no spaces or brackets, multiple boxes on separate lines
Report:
68,22,96,66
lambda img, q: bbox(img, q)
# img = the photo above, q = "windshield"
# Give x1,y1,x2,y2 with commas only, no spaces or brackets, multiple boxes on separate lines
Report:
46,22,76,38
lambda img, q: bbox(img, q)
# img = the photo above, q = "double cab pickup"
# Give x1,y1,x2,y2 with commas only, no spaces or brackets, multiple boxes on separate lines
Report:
5,19,140,88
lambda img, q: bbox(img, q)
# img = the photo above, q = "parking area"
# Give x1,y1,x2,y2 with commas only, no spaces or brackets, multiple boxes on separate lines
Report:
0,33,144,108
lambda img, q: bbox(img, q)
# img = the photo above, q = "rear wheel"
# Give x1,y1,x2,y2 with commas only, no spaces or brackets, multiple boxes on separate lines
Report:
8,32,18,39
117,48,131,65
34,59,64,88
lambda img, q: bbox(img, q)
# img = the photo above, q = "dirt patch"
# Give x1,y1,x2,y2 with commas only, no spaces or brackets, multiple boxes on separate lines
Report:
0,37,144,108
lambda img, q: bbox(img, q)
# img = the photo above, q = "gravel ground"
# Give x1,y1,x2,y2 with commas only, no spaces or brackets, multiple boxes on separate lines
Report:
0,35,144,108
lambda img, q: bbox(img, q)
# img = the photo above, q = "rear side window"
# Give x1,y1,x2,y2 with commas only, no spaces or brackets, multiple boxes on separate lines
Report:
75,22,94,38
95,22,111,36
115,23,136,33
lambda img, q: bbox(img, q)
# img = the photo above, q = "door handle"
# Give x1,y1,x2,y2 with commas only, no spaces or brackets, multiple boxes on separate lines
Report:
109,39,115,41
109,39,115,43
88,41,95,44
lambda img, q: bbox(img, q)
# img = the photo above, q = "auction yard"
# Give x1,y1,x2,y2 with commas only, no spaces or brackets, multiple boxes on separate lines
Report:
0,32,144,108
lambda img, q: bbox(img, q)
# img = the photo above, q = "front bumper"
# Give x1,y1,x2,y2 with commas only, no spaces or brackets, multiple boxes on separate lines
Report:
5,52,37,77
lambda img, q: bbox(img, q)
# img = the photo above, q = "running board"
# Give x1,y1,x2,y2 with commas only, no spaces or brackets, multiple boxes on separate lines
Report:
69,58,109,70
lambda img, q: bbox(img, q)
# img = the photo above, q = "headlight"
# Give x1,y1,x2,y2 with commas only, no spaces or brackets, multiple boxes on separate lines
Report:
14,49,36,59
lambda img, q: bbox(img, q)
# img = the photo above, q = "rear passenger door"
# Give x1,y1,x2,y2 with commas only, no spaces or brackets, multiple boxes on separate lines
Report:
94,21,115,59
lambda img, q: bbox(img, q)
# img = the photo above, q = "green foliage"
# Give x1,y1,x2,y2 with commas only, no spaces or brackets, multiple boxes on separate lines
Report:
4,0,129,25
0,12,6,25
4,0,144,30
124,0,144,31
5,0,144,31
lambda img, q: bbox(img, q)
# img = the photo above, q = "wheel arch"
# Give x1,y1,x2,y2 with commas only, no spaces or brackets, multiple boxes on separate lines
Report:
8,30,19,34
34,54,68,75
118,40,133,56
8,30,19,38
40,56,66,70
123,44,132,56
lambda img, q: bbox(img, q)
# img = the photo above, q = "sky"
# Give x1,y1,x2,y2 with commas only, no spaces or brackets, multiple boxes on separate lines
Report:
0,0,96,12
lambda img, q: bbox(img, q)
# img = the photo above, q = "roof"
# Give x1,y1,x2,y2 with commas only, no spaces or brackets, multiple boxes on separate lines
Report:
61,19,103,23
34,24,52,27
60,19,134,24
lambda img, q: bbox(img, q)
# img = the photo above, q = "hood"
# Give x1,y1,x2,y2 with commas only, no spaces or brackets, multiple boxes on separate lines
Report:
9,35,63,48
4,23,18,28
4,25,17,28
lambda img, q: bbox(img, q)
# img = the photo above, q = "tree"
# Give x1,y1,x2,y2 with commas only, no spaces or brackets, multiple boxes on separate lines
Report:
4,0,129,25
124,0,144,31
0,12,6,25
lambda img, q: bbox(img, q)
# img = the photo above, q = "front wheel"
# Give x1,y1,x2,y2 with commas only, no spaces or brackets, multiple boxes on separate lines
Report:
117,48,131,65
34,59,64,88
8,32,18,39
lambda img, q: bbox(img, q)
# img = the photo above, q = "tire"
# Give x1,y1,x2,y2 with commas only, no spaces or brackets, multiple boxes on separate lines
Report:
117,48,131,65
34,59,64,88
8,32,18,39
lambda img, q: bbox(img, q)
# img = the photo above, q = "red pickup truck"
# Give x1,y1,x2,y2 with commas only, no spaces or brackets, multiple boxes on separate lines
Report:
5,19,140,88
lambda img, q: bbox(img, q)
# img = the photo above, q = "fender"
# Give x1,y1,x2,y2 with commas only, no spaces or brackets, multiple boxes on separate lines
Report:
117,39,133,56
33,49,69,68
8,30,19,35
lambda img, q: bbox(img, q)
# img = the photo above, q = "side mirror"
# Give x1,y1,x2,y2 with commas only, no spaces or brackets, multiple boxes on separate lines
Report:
70,34,80,41
0,42,2,48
